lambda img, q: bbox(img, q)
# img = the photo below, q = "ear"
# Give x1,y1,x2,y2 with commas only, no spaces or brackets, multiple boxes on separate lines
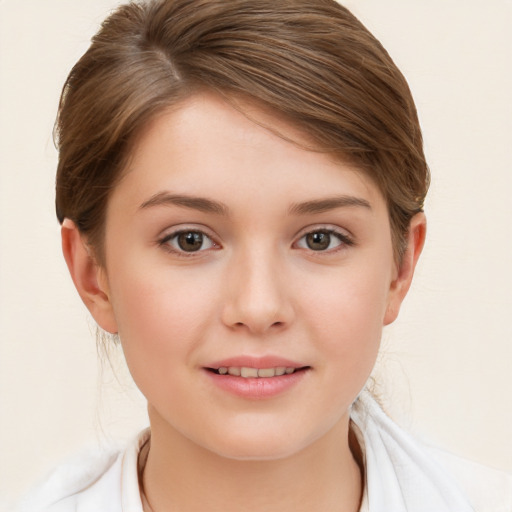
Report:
383,212,427,325
61,219,118,334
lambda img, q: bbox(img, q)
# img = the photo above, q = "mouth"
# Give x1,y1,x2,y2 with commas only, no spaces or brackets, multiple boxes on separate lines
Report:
206,366,310,378
204,360,310,399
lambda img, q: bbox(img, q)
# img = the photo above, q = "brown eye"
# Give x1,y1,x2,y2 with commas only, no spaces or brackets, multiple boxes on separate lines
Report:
295,228,353,252
161,230,216,254
305,231,332,251
177,231,205,252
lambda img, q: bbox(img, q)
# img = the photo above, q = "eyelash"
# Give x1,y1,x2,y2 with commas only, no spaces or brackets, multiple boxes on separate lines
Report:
158,226,354,257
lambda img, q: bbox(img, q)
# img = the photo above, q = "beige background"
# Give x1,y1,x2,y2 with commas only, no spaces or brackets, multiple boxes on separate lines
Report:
1,0,511,507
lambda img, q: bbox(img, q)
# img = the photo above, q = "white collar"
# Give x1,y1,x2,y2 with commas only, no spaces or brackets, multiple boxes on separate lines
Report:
351,391,474,512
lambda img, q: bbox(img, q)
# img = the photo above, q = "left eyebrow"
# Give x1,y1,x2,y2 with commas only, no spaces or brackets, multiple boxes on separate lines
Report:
289,196,372,215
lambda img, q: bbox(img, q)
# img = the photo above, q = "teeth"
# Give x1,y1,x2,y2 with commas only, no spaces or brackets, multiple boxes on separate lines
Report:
241,367,259,378
218,366,298,378
257,368,275,378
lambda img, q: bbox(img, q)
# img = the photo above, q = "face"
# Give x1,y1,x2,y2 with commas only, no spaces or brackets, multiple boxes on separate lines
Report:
95,93,404,460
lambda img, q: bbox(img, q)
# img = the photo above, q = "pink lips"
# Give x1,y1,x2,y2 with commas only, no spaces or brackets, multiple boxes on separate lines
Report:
203,356,310,400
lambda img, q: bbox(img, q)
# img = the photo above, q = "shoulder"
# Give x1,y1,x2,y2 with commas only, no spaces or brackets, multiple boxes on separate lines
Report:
18,448,122,512
17,430,148,512
351,392,512,512
428,447,512,512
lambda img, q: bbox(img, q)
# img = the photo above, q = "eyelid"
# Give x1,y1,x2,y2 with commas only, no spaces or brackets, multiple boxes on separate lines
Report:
294,223,354,240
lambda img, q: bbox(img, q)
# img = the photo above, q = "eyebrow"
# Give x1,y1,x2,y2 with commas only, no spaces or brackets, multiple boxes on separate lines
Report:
139,192,229,215
289,196,372,215
139,192,371,216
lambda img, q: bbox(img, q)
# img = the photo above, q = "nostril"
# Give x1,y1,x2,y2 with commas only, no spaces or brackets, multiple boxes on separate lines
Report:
235,321,282,327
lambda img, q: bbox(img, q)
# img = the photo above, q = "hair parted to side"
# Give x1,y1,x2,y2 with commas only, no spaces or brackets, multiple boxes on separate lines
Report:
55,0,429,264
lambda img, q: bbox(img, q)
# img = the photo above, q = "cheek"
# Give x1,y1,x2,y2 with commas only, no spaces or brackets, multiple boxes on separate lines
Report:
302,262,390,332
107,263,218,377
298,261,391,373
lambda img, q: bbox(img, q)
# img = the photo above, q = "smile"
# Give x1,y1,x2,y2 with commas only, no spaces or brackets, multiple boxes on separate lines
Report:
208,366,307,378
204,357,310,398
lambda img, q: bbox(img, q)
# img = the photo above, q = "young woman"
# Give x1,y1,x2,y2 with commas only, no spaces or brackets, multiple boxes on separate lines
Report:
18,0,512,511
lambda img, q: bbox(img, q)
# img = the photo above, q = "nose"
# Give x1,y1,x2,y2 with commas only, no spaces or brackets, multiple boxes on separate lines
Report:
221,247,294,335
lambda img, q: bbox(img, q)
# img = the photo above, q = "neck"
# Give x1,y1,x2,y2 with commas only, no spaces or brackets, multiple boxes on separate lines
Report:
141,408,363,512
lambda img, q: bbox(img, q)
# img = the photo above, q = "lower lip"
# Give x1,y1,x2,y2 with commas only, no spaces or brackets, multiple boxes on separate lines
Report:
204,369,309,400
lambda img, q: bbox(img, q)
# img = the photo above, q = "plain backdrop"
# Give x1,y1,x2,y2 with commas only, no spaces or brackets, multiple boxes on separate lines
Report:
1,0,511,507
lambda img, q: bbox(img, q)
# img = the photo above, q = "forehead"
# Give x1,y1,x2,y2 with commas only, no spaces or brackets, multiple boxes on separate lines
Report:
114,92,386,215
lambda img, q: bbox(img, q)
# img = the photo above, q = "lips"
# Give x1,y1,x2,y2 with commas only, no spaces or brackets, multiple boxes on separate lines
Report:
203,356,310,399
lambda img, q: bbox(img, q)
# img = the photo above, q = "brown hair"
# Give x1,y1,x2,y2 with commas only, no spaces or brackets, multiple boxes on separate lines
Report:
55,0,429,263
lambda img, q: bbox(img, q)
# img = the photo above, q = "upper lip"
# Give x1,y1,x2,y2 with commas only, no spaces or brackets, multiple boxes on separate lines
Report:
205,355,306,370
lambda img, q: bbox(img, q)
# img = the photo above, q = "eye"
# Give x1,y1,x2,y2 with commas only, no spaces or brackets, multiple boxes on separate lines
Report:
160,230,216,253
295,229,353,252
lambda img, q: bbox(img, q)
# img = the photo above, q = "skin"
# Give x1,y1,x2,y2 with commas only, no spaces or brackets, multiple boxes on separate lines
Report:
62,92,426,511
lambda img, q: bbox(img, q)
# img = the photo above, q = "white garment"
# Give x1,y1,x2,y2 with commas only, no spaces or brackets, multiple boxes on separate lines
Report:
19,392,512,512
351,392,512,512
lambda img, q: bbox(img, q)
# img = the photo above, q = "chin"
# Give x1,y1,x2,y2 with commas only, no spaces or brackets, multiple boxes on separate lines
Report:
200,424,322,462
212,440,303,462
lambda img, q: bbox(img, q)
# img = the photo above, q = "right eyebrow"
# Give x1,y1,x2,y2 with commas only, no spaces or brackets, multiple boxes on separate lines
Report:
139,192,229,216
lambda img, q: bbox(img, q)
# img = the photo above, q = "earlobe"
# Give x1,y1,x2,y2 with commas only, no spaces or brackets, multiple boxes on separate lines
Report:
383,213,427,325
61,219,118,334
